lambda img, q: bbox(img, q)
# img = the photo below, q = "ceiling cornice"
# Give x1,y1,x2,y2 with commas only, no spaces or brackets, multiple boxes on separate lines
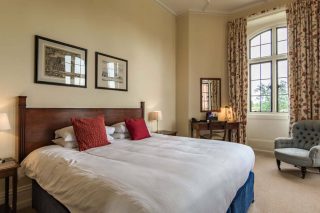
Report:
153,0,177,15
153,0,272,16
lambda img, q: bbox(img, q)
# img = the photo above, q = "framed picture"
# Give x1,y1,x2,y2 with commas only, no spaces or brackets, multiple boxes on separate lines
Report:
35,35,87,88
95,52,128,91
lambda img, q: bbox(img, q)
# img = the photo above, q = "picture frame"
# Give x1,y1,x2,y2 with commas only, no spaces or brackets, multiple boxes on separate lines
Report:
95,52,128,91
35,35,87,88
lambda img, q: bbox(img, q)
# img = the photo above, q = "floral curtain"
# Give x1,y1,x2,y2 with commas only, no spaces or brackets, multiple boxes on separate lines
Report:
227,18,248,144
287,0,320,127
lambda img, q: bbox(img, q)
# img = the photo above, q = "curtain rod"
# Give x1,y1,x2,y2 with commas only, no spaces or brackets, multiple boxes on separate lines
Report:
247,6,287,22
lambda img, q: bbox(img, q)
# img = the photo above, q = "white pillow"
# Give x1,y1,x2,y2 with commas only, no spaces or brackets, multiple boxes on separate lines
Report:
112,133,130,139
55,126,115,142
112,122,128,133
52,138,78,149
53,135,114,148
55,126,75,141
106,126,116,135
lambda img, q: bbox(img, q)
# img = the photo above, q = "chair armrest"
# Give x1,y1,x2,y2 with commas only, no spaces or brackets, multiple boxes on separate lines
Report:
309,145,320,160
275,137,294,149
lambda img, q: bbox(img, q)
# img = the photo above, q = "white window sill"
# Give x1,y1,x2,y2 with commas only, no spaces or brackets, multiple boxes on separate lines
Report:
248,113,289,120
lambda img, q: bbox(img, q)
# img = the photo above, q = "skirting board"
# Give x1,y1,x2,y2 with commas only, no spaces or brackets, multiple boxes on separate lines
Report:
247,138,274,152
0,183,32,210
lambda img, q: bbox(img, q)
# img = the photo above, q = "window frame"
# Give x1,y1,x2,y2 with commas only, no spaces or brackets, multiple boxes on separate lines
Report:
248,25,288,113
276,26,288,55
249,29,272,60
276,59,289,113
249,61,273,112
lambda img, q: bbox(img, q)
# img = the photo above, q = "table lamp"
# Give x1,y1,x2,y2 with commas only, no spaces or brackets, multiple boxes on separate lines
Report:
0,113,11,163
223,106,234,122
148,111,162,133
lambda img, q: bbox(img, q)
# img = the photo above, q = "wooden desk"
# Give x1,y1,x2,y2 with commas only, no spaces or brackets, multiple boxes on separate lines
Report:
191,120,241,143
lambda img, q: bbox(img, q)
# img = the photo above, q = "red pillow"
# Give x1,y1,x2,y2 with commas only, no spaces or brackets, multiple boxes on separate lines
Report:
71,115,110,151
125,118,150,140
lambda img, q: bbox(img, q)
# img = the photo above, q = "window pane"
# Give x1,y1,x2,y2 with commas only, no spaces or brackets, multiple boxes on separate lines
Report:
261,31,271,44
261,80,272,95
261,62,271,79
261,96,272,112
251,96,260,112
277,28,287,41
202,84,208,92
261,44,271,57
251,64,260,80
277,41,287,54
250,46,260,59
278,78,288,94
251,35,260,46
251,80,260,96
277,60,288,77
278,95,289,112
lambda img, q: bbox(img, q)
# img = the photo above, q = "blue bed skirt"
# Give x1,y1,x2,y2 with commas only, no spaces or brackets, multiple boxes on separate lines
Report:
226,172,254,213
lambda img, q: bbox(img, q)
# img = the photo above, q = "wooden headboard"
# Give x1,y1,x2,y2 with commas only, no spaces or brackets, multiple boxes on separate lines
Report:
18,96,145,162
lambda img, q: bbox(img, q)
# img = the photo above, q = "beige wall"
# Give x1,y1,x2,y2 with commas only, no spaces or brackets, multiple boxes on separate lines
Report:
0,0,175,207
176,14,190,136
176,12,228,136
188,14,229,120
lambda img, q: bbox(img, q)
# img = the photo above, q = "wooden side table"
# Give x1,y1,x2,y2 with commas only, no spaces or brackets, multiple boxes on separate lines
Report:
157,130,177,136
0,160,18,213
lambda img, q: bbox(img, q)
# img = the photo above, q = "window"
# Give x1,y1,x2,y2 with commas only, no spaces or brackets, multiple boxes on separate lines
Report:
249,27,288,113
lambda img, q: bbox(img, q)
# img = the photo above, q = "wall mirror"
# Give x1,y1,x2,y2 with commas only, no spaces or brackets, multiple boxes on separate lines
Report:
200,78,221,112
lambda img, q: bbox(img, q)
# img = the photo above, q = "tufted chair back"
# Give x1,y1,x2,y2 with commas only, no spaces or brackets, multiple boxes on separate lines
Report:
292,120,320,150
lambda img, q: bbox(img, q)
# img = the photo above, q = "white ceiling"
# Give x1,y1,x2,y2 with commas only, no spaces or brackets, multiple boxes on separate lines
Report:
154,0,270,15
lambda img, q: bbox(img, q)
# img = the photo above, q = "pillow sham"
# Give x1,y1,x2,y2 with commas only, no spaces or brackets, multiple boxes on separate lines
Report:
125,118,151,140
112,132,131,139
71,116,110,151
53,134,114,149
52,138,78,149
55,126,75,141
106,126,116,135
112,122,128,133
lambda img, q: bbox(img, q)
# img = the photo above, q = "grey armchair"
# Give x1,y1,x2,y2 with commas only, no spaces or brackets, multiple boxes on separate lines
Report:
274,120,320,179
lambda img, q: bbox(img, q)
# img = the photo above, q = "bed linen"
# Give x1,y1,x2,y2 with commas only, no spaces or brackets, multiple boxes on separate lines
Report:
21,134,255,213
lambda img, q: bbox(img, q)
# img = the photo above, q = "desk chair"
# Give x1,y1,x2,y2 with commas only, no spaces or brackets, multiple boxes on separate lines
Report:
200,121,227,141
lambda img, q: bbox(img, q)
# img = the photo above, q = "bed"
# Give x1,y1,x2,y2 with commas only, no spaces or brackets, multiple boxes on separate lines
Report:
18,96,255,213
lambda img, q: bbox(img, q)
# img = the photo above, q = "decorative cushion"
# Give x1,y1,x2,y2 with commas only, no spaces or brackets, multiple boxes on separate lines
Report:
125,118,150,140
71,116,110,151
55,126,114,142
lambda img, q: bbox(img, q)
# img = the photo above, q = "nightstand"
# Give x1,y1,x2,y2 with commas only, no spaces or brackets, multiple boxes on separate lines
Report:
157,130,177,136
0,159,18,213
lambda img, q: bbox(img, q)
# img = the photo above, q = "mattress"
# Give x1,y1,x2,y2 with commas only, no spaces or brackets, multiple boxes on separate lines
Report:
21,134,255,213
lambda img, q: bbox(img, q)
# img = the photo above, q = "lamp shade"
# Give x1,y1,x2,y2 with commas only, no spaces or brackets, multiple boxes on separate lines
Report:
0,113,11,131
148,111,163,121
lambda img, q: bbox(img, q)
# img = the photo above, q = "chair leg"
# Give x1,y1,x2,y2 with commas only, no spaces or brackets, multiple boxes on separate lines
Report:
301,167,307,179
276,160,281,171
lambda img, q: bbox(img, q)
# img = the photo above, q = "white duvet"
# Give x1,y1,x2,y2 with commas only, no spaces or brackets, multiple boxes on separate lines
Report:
21,134,255,213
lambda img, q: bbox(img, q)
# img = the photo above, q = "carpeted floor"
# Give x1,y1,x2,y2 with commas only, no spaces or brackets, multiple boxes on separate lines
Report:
249,151,320,213
19,151,320,213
